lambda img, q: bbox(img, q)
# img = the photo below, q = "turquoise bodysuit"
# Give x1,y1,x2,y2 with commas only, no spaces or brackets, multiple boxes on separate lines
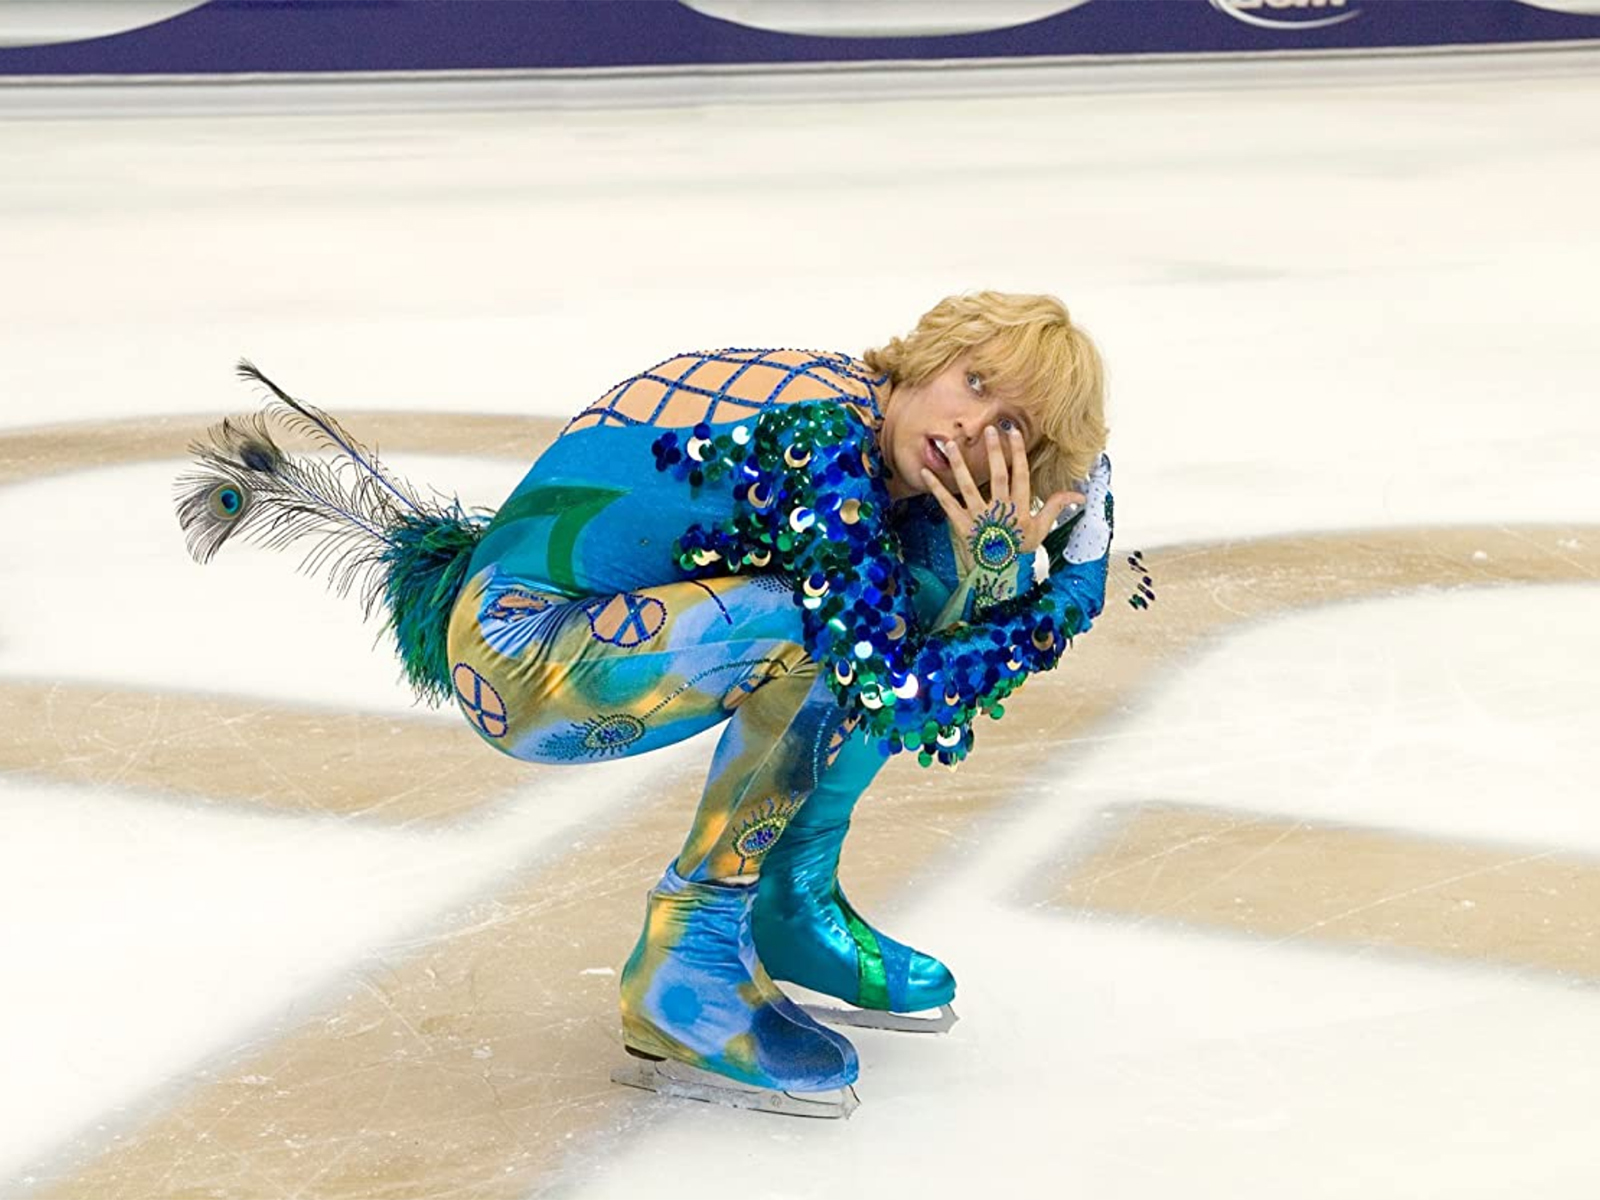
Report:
448,348,1109,783
181,344,1117,1098
438,345,1114,1094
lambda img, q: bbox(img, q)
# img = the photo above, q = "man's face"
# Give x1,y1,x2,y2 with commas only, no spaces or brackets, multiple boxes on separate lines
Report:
880,357,1040,500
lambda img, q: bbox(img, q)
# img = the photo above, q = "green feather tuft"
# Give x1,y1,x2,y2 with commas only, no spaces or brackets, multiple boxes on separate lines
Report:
379,507,486,705
177,363,494,708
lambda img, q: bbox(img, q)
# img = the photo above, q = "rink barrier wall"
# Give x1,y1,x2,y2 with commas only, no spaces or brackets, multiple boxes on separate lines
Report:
2,0,1600,79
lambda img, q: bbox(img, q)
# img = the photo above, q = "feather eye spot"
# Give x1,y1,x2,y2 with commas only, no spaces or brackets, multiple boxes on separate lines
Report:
209,484,246,520
240,443,275,472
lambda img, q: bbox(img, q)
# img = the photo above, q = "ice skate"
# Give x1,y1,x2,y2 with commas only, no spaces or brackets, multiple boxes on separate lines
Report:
610,1050,859,1119
792,992,958,1035
753,734,960,1035
614,864,860,1119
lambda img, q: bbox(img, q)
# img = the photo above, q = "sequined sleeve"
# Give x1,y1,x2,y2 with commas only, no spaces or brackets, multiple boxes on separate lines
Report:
659,402,1108,767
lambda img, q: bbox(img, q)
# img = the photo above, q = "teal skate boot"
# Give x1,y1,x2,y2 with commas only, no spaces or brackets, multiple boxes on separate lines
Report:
613,863,860,1118
752,727,958,1033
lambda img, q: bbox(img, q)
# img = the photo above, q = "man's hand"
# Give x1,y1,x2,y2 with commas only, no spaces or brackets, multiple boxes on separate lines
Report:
921,426,1084,574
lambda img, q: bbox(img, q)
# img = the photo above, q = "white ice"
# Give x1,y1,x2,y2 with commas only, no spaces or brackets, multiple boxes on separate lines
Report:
561,586,1600,1200
2,47,1598,1198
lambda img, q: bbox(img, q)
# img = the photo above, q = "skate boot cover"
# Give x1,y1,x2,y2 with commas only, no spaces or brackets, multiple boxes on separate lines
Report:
618,864,859,1094
753,807,956,1017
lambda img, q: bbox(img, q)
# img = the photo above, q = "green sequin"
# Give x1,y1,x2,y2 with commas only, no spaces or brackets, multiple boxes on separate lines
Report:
658,400,1103,768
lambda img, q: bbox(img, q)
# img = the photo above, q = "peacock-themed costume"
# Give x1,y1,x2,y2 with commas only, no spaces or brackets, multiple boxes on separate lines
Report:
176,348,1123,1117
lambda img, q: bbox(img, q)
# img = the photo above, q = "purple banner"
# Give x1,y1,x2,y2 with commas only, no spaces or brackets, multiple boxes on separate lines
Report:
1,0,1597,78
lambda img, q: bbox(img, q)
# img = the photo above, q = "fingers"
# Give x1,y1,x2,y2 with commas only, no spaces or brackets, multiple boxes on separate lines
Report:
1037,490,1084,532
944,437,986,512
919,468,971,533
1007,428,1031,513
984,426,1009,505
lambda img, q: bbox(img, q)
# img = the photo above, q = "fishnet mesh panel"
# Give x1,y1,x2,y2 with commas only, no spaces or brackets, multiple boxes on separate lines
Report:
561,348,886,435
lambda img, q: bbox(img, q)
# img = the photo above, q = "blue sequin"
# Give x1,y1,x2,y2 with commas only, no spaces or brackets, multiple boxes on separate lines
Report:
657,400,1111,767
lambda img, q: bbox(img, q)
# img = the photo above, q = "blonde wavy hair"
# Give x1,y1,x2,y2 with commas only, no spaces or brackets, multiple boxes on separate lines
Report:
863,291,1107,498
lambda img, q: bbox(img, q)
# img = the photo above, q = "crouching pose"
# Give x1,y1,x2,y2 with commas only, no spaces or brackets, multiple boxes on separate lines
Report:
176,291,1122,1119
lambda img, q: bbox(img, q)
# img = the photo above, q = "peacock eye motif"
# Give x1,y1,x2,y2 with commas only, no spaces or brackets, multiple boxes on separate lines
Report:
579,713,646,755
732,818,783,859
239,443,276,472
729,795,802,867
651,397,1086,772
968,502,1023,573
209,484,246,519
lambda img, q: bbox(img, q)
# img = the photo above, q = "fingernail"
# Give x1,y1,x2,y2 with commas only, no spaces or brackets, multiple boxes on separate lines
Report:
985,427,998,440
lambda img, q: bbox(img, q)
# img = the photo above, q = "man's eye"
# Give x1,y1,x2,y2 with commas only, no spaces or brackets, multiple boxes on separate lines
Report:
966,371,985,395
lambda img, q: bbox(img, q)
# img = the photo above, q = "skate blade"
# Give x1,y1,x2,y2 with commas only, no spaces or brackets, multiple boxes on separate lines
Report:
802,1001,959,1035
610,1054,859,1119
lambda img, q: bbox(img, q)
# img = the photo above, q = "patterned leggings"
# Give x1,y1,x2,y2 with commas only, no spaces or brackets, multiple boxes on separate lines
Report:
446,562,863,882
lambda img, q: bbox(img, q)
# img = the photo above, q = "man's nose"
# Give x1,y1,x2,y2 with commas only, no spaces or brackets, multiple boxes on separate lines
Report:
954,403,998,442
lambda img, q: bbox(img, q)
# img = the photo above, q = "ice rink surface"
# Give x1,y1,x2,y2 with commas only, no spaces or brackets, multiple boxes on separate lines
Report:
2,47,1598,1199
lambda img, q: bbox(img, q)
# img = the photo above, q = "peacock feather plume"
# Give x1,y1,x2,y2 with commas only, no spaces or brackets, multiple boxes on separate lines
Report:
174,361,488,704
